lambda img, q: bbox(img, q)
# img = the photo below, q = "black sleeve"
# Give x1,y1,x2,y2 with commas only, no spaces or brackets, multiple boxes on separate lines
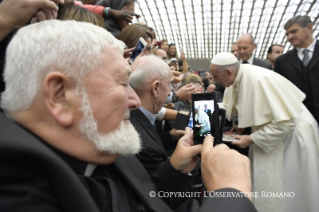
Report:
158,130,178,150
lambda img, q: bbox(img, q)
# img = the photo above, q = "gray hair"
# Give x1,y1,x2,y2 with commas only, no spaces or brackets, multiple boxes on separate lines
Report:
214,61,240,73
1,20,125,112
284,15,313,30
130,55,171,93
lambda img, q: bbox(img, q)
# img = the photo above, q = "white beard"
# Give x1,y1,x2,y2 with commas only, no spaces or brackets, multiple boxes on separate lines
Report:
77,88,141,156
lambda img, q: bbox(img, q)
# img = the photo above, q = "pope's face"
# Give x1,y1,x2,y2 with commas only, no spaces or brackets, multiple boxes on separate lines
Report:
209,64,235,87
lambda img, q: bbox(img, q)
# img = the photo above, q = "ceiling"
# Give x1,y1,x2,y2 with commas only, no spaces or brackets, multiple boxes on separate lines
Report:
133,0,319,61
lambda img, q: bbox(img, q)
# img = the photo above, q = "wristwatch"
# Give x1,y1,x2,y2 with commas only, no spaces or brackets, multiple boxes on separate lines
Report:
172,92,178,103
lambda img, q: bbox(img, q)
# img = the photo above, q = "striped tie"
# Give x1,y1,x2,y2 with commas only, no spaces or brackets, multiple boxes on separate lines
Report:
302,49,310,67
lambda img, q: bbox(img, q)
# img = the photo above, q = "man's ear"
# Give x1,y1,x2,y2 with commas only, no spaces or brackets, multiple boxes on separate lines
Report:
151,80,160,98
253,43,257,50
42,72,75,127
226,69,233,76
307,23,313,33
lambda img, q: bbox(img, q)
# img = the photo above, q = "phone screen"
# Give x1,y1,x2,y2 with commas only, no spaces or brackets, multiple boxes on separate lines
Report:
192,93,219,145
130,40,145,62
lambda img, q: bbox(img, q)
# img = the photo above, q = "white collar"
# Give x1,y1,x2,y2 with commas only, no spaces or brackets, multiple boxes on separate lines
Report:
296,38,316,55
240,54,254,64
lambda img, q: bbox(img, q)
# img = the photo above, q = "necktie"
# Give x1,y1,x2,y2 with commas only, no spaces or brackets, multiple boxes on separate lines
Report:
302,49,310,67
242,61,249,64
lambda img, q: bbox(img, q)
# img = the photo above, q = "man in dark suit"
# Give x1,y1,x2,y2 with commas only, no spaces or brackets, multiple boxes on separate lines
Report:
237,33,272,69
275,15,319,125
0,20,256,212
267,44,284,70
203,104,212,115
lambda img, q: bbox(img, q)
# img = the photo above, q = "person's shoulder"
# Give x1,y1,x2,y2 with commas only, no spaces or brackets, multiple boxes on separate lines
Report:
253,57,271,69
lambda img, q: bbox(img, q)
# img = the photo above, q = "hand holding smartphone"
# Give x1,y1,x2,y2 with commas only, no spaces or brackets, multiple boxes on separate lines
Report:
130,37,147,62
192,92,221,145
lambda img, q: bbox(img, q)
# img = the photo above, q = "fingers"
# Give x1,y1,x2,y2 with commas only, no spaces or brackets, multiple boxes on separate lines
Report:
183,130,193,139
34,10,46,22
201,134,214,156
34,0,60,11
175,130,185,135
52,0,64,5
185,127,191,133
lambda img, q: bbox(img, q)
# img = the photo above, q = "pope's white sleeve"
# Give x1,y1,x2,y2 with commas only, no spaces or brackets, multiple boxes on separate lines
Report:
250,119,295,153
154,107,166,121
217,102,226,110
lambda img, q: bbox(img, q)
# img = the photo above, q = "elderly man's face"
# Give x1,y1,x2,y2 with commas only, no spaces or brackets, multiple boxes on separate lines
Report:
156,49,168,61
77,48,141,155
237,35,256,61
209,64,235,87
154,69,171,113
206,84,216,92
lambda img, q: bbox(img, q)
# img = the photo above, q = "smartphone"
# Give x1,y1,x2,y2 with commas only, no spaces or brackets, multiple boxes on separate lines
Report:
173,105,191,130
180,47,184,54
130,37,147,62
191,92,220,145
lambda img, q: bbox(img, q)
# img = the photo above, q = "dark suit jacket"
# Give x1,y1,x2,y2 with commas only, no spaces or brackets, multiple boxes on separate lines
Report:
204,109,211,115
130,109,195,193
0,112,257,212
253,57,272,69
275,40,319,124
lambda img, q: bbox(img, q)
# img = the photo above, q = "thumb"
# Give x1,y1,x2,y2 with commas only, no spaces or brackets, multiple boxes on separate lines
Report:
202,135,214,156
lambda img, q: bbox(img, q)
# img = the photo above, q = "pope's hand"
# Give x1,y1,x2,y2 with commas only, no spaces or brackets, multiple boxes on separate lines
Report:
232,135,253,149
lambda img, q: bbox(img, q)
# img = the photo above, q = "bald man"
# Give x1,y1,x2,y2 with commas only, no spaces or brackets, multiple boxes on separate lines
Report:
237,33,272,69
153,48,168,62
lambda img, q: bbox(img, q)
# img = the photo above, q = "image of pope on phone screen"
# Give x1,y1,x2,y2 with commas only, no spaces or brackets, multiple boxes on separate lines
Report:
194,101,213,137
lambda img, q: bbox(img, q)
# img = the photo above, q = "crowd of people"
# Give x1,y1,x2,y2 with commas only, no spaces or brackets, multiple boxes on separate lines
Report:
0,0,318,212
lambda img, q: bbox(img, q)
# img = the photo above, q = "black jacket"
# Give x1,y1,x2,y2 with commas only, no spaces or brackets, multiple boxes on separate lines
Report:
0,112,257,212
275,40,319,124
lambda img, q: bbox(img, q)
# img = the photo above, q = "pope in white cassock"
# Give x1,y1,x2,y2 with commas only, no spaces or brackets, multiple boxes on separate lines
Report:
194,107,211,135
210,52,319,212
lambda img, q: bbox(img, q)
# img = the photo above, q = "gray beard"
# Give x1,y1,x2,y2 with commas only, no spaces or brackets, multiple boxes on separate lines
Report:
77,88,142,156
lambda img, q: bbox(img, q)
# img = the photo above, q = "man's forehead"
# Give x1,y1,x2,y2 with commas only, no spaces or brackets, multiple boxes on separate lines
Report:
286,23,302,31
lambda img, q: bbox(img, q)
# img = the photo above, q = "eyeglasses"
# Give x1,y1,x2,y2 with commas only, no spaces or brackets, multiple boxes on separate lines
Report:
194,82,202,87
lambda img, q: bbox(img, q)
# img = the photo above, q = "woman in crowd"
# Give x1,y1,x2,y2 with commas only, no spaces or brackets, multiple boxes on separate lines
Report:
118,23,153,56
167,43,178,61
159,39,169,54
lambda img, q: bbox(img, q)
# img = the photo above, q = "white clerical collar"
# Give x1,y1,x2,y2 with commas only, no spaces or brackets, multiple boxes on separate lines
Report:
240,55,254,64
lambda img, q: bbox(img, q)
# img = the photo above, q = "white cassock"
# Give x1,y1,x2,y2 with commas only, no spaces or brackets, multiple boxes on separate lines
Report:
195,109,210,135
219,64,319,212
